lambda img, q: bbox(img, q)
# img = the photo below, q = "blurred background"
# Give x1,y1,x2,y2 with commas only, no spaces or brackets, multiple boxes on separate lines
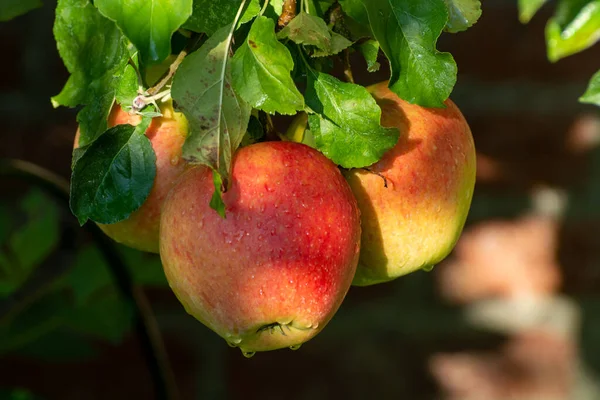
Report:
2,0,600,399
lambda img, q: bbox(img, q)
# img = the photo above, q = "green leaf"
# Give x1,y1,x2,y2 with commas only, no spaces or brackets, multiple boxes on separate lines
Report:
210,170,227,219
52,0,135,145
518,0,549,23
183,0,259,34
120,247,168,286
231,16,304,115
305,70,399,168
444,0,482,32
70,119,156,225
0,0,42,21
363,0,457,107
0,388,44,400
546,0,600,62
358,39,380,72
339,0,369,26
307,0,336,15
15,330,98,361
580,69,600,106
65,293,134,344
311,32,354,57
171,23,251,182
277,12,332,51
9,190,60,276
95,0,193,65
63,246,111,306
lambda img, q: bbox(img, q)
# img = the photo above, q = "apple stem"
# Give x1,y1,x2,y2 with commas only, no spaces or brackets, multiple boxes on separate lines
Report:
0,158,180,400
363,167,388,188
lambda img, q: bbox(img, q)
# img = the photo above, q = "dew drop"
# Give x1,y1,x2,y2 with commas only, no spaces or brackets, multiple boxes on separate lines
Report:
242,351,256,358
422,265,435,272
227,342,238,348
289,344,302,351
170,156,180,166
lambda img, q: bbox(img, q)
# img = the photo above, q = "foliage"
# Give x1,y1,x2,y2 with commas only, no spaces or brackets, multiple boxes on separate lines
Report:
46,0,485,219
519,0,600,100
0,190,168,360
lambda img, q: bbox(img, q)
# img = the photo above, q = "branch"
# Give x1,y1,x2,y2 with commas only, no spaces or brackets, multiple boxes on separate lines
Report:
278,0,297,28
0,158,179,400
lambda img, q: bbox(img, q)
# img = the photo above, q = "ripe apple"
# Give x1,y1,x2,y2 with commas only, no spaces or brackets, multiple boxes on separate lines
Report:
74,101,188,253
345,81,476,285
159,141,361,354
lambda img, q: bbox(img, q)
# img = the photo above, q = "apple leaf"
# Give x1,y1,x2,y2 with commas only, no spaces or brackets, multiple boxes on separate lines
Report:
70,119,156,225
0,0,42,21
311,32,354,57
183,0,259,35
210,170,227,219
444,0,482,32
277,13,332,51
305,70,399,168
94,0,192,65
358,39,381,72
580,69,600,106
545,0,600,62
52,0,136,146
171,23,251,185
307,0,336,15
339,0,369,26
363,0,457,108
231,16,304,115
518,0,549,23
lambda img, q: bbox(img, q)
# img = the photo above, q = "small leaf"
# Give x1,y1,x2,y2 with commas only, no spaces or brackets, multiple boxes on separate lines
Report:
171,23,251,181
545,1,600,62
52,0,136,145
444,0,482,32
210,170,227,218
358,39,381,72
95,0,192,65
518,0,549,23
363,0,457,107
231,16,304,115
580,69,600,106
277,13,332,51
339,0,369,26
305,71,399,168
183,0,259,34
311,32,354,57
307,0,336,16
70,119,156,225
0,0,42,21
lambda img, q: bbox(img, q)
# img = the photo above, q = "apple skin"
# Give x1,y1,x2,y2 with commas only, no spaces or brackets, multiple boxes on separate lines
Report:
345,81,476,286
74,102,188,253
159,141,361,353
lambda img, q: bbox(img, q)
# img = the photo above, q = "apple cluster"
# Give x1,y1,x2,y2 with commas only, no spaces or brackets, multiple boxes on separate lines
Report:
82,82,476,356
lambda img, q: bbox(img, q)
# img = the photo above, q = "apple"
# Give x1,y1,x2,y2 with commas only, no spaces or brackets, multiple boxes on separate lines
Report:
159,141,361,354
345,81,476,286
74,101,188,253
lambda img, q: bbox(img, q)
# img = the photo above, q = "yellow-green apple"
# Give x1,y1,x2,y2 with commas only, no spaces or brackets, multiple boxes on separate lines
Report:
74,101,188,253
159,141,361,354
345,81,476,286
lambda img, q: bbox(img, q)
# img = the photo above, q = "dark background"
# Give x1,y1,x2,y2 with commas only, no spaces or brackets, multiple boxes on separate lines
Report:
1,1,600,399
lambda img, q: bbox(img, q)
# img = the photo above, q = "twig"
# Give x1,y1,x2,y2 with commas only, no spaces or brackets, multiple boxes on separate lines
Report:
278,0,297,28
342,48,355,84
147,49,189,96
0,158,179,400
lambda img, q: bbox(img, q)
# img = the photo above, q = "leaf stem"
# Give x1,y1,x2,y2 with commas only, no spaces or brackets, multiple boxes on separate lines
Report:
343,49,355,83
0,158,180,400
278,0,297,28
259,0,270,16
147,49,189,96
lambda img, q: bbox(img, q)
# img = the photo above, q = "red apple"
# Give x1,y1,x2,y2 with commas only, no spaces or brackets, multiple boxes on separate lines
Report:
159,141,361,354
74,101,188,253
345,81,476,285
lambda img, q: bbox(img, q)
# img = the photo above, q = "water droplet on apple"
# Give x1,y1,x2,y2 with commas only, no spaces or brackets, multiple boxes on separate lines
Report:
227,341,238,348
422,265,435,272
170,156,180,166
289,344,302,351
242,351,256,358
